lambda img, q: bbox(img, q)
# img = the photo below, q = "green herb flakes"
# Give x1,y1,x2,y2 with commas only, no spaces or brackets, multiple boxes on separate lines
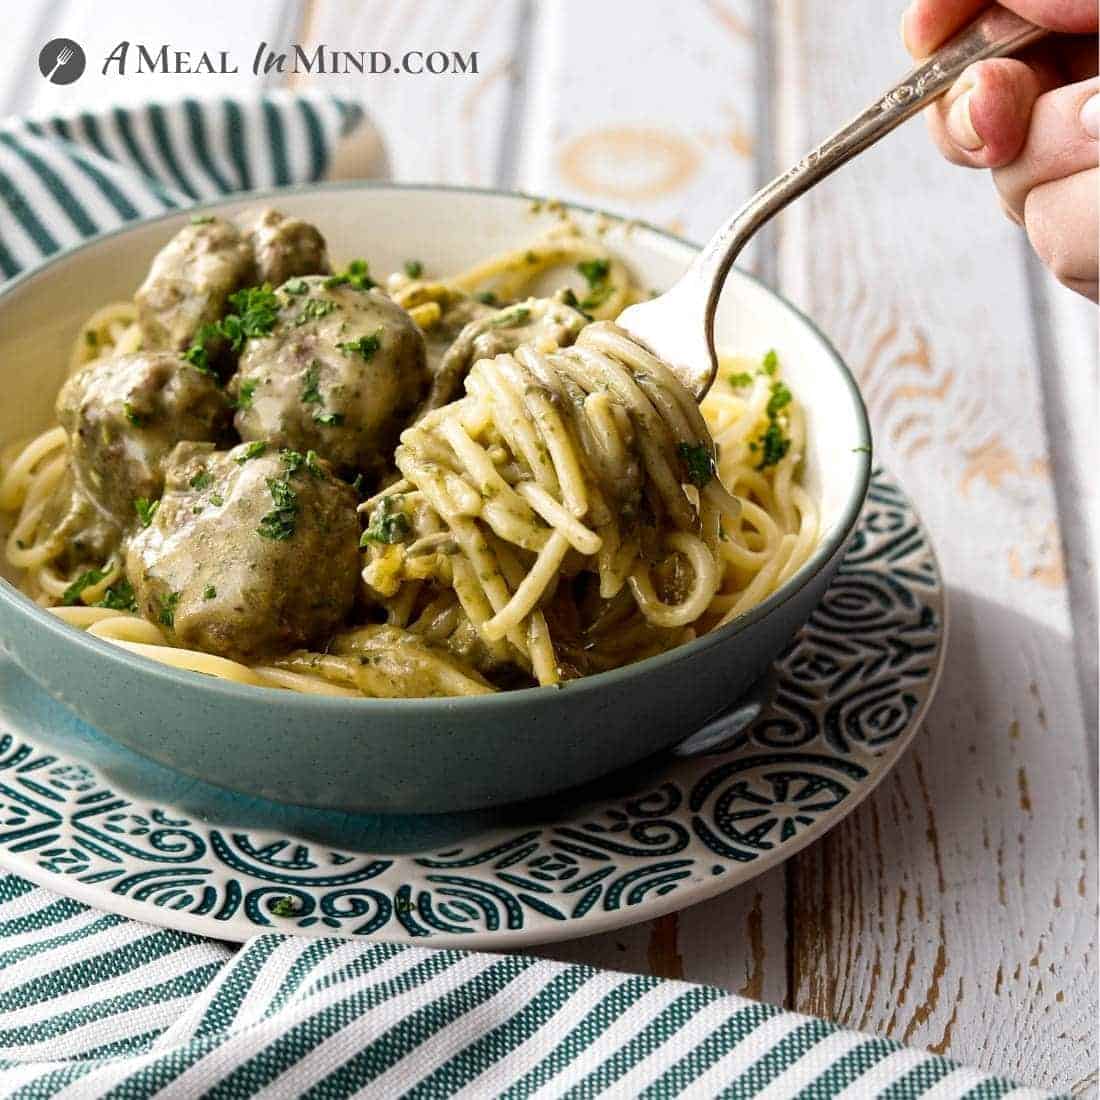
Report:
755,422,790,468
190,214,214,225
233,378,257,410
314,411,344,427
295,297,338,326
158,591,181,629
283,279,309,296
270,896,298,917
488,307,531,329
404,259,423,278
766,381,792,418
236,441,267,463
203,584,217,600
754,378,794,470
325,259,376,291
728,371,753,389
337,330,383,360
301,362,323,405
360,496,410,546
62,569,106,606
475,291,498,305
257,476,299,541
95,579,137,612
134,498,159,527
762,349,779,376
123,402,146,428
189,469,212,491
677,442,716,488
576,258,612,310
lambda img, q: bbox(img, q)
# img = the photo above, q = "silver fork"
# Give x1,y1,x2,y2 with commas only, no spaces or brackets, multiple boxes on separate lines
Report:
46,46,74,82
618,3,1047,400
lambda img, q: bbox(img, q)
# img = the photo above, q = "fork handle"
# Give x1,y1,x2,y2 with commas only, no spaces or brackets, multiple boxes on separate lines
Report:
691,3,1048,345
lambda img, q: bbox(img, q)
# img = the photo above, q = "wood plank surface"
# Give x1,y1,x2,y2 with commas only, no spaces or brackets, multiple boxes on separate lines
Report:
772,1,1097,1092
300,0,526,185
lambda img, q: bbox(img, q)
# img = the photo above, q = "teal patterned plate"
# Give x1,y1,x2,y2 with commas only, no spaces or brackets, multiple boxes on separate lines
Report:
0,469,944,947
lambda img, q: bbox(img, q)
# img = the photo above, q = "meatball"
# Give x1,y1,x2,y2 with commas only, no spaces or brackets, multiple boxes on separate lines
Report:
426,296,588,409
135,217,253,351
230,277,428,474
237,208,330,286
56,352,230,528
125,442,360,659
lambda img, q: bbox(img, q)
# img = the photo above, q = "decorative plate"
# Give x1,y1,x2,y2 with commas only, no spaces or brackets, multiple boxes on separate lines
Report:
0,469,944,947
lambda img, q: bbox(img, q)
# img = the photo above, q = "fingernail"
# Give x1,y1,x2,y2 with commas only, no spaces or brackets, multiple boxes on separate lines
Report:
947,90,983,151
1081,93,1100,139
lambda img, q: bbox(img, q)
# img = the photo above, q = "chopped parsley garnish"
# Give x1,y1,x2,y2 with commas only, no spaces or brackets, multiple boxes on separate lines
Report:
134,498,159,527
746,353,791,470
62,569,106,606
475,291,498,305
314,411,344,427
123,402,146,428
190,214,214,225
158,591,181,628
279,449,324,478
220,285,281,350
209,492,224,507
325,259,376,291
677,442,716,488
728,371,753,389
560,288,579,308
182,328,220,378
95,579,137,612
578,258,610,286
852,444,872,454
233,378,257,410
766,381,792,418
203,584,217,600
270,896,298,917
337,329,383,359
189,469,212,490
488,307,531,328
281,449,305,474
301,362,323,405
235,441,267,463
295,297,338,325
577,258,612,310
283,279,309,296
404,259,423,278
257,476,299,541
183,284,281,373
360,497,411,546
754,422,790,468
84,330,98,348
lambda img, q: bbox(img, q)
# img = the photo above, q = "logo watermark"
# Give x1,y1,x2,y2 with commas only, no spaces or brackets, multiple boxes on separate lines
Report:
38,38,86,84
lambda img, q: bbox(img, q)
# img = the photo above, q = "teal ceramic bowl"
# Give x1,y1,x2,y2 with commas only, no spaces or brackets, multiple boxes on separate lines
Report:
0,184,871,813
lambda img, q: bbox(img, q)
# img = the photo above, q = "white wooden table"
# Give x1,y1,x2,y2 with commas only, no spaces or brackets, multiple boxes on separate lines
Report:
6,2,1097,1093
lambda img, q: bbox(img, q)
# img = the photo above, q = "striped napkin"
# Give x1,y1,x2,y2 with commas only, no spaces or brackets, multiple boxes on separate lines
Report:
0,95,1055,1099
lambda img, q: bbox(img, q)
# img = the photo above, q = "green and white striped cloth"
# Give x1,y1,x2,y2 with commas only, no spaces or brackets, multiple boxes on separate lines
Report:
0,96,1057,1098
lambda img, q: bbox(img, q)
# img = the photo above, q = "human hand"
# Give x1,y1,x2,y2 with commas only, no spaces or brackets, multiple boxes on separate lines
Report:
902,0,1099,299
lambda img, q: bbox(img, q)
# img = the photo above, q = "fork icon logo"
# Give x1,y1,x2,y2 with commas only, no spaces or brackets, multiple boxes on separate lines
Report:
38,38,86,85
